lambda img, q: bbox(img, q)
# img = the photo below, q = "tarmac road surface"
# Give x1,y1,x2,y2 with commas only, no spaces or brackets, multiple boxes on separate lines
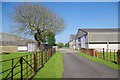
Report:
58,48,118,78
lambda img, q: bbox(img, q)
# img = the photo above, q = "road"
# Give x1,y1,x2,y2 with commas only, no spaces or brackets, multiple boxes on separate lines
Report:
58,48,118,78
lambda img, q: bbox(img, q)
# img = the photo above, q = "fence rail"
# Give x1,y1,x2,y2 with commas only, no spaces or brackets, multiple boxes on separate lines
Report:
80,48,119,64
96,48,118,64
0,48,56,80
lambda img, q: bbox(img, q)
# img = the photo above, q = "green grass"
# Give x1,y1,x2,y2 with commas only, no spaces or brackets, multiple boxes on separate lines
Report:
2,52,32,61
1,52,63,79
97,52,117,62
1,52,33,78
78,52,119,70
33,52,63,80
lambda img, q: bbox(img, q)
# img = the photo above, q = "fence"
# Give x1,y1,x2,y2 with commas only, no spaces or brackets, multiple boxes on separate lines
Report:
0,48,56,80
80,48,119,64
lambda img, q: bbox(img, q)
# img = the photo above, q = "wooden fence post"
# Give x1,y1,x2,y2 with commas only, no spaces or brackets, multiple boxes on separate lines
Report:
93,49,95,57
117,50,120,80
106,49,108,61
103,48,105,60
114,49,116,63
20,57,23,80
39,51,40,66
26,55,28,79
100,49,102,58
34,52,37,73
11,59,14,80
110,49,111,61
117,50,120,64
45,49,47,62
48,49,50,59
30,54,32,75
51,48,52,57
41,50,44,67
46,49,48,61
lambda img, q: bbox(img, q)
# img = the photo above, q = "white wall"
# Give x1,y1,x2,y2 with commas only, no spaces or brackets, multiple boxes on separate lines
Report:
81,36,86,48
89,44,119,50
89,44,107,49
69,39,76,49
75,39,80,50
52,46,58,51
109,44,119,50
28,43,35,52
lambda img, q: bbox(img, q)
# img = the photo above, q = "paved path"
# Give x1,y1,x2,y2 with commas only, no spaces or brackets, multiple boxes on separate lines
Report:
58,48,118,78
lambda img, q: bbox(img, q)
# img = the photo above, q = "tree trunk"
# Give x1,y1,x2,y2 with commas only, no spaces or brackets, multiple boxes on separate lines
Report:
34,42,38,73
34,41,45,72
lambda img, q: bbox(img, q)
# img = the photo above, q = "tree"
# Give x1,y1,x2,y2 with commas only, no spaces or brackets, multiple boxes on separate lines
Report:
10,3,65,51
57,43,64,48
47,33,56,46
65,42,69,48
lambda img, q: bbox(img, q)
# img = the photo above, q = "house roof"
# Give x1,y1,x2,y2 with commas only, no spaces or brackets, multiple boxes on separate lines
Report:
0,32,35,42
69,34,76,41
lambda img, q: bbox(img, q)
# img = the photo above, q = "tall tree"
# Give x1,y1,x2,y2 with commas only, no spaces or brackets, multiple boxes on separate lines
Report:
47,33,56,46
65,42,69,48
10,3,65,51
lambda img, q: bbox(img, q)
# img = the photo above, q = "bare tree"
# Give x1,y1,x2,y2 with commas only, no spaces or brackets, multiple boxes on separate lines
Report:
10,3,65,51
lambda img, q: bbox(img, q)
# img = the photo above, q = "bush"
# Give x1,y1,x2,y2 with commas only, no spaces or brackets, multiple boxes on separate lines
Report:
57,43,64,48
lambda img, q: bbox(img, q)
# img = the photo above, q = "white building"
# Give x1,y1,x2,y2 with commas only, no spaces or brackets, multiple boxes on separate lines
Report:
69,35,76,49
75,28,119,50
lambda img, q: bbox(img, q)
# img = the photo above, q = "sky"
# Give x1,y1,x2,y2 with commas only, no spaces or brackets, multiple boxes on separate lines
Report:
1,2,118,43
1,0,120,2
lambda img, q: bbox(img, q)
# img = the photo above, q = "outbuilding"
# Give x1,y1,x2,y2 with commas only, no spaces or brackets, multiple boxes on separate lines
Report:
69,34,76,49
75,28,119,50
0,32,35,53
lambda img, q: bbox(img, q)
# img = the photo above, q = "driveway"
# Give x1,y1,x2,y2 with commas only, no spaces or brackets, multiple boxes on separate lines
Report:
58,48,118,78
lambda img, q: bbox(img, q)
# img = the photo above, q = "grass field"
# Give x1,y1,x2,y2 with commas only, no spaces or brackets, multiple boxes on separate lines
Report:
2,52,32,61
78,52,118,70
33,52,63,79
1,52,33,78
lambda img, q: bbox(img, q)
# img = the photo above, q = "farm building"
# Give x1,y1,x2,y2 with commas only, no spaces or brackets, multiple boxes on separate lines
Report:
71,28,119,50
69,34,76,49
75,28,119,50
0,32,35,53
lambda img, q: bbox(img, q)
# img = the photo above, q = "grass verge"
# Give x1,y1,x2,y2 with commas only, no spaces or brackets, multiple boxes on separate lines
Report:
33,52,63,80
78,52,118,70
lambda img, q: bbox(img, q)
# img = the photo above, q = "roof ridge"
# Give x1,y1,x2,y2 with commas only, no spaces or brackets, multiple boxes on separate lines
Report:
78,28,118,30
0,32,35,41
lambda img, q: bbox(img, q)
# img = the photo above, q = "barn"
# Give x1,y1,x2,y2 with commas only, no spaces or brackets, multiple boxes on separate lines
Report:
75,28,119,50
0,32,35,53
